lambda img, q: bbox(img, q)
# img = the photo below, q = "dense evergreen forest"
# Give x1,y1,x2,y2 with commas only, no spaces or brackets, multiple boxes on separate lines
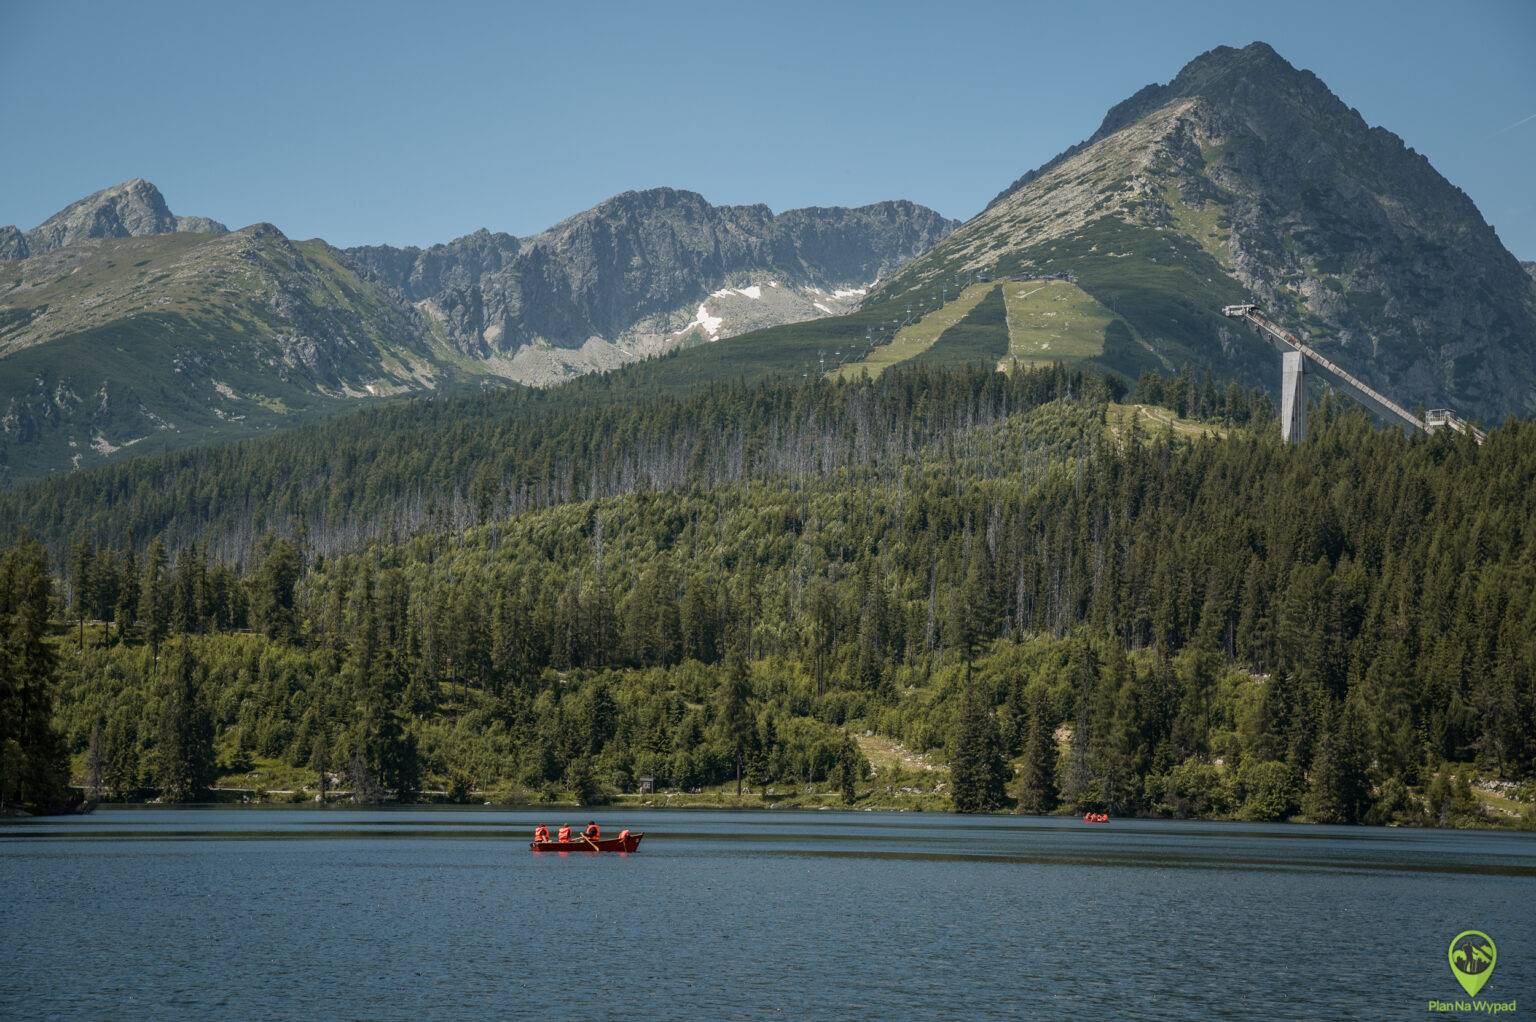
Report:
0,359,1268,562
2,362,1533,827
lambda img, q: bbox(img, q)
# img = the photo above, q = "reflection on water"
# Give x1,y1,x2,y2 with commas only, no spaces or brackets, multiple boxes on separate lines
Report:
5,809,1534,1020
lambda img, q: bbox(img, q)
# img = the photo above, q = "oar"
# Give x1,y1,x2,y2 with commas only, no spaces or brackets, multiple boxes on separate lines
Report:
582,833,600,852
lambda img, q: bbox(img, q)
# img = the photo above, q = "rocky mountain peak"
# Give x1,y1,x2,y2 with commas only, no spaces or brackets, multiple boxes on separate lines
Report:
27,179,176,251
0,225,28,260
14,178,227,258
987,42,1350,211
236,222,287,242
1098,43,1331,139
175,215,228,235
535,187,735,241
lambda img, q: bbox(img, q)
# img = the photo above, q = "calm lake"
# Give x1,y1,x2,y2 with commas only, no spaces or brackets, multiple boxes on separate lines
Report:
3,809,1532,1019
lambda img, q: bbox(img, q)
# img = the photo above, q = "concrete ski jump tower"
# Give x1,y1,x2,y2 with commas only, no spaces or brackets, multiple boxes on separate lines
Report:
1280,350,1305,443
1222,301,1486,446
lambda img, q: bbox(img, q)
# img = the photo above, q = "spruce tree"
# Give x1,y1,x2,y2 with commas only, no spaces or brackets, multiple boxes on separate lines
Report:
718,652,753,796
115,547,139,643
0,539,71,811
70,535,94,650
1016,687,1059,814
346,575,420,803
140,538,170,655
93,548,120,639
838,733,860,805
951,677,1009,812
309,729,331,802
1060,636,1101,808
249,534,301,644
153,643,215,802
1304,696,1373,824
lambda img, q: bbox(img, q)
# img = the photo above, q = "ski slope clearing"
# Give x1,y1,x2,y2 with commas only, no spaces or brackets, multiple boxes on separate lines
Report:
828,282,995,381
1002,278,1117,366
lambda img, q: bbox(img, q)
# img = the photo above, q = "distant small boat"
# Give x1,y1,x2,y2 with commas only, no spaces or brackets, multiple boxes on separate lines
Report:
1082,813,1110,824
530,832,643,853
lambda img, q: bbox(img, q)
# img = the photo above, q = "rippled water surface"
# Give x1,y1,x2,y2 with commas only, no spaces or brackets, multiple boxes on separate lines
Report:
4,809,1533,1019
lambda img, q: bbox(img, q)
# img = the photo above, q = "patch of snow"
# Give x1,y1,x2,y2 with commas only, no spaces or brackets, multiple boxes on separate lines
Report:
677,303,723,339
91,434,121,455
711,288,736,298
812,302,834,314
767,281,780,288
829,287,867,300
735,285,762,300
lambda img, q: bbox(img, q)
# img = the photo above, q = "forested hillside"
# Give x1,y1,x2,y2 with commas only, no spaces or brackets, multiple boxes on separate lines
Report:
0,359,1132,560
4,362,1532,825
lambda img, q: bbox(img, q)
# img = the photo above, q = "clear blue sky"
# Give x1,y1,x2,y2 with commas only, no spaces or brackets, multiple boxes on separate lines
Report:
3,0,1533,256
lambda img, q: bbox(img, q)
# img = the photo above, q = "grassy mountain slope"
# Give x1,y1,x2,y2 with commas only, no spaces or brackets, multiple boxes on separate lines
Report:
911,286,1009,369
829,282,996,381
861,98,1276,390
0,226,497,484
1001,279,1117,366
654,200,1250,394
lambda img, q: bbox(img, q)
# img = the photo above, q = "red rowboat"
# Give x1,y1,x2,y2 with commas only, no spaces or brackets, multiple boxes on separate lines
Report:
530,832,643,853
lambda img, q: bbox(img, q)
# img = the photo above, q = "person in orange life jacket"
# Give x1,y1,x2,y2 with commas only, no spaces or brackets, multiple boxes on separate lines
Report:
557,823,572,842
618,828,630,845
533,824,550,843
583,821,601,841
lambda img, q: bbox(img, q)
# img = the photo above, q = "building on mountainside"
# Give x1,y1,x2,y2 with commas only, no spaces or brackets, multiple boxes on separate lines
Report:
1005,273,1078,284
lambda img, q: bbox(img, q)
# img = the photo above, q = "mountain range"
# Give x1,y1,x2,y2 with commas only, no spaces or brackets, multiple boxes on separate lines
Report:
0,182,953,482
3,40,1534,487
343,189,954,384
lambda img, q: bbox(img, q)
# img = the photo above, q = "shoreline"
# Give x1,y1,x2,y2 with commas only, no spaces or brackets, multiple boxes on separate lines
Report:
58,798,1533,833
